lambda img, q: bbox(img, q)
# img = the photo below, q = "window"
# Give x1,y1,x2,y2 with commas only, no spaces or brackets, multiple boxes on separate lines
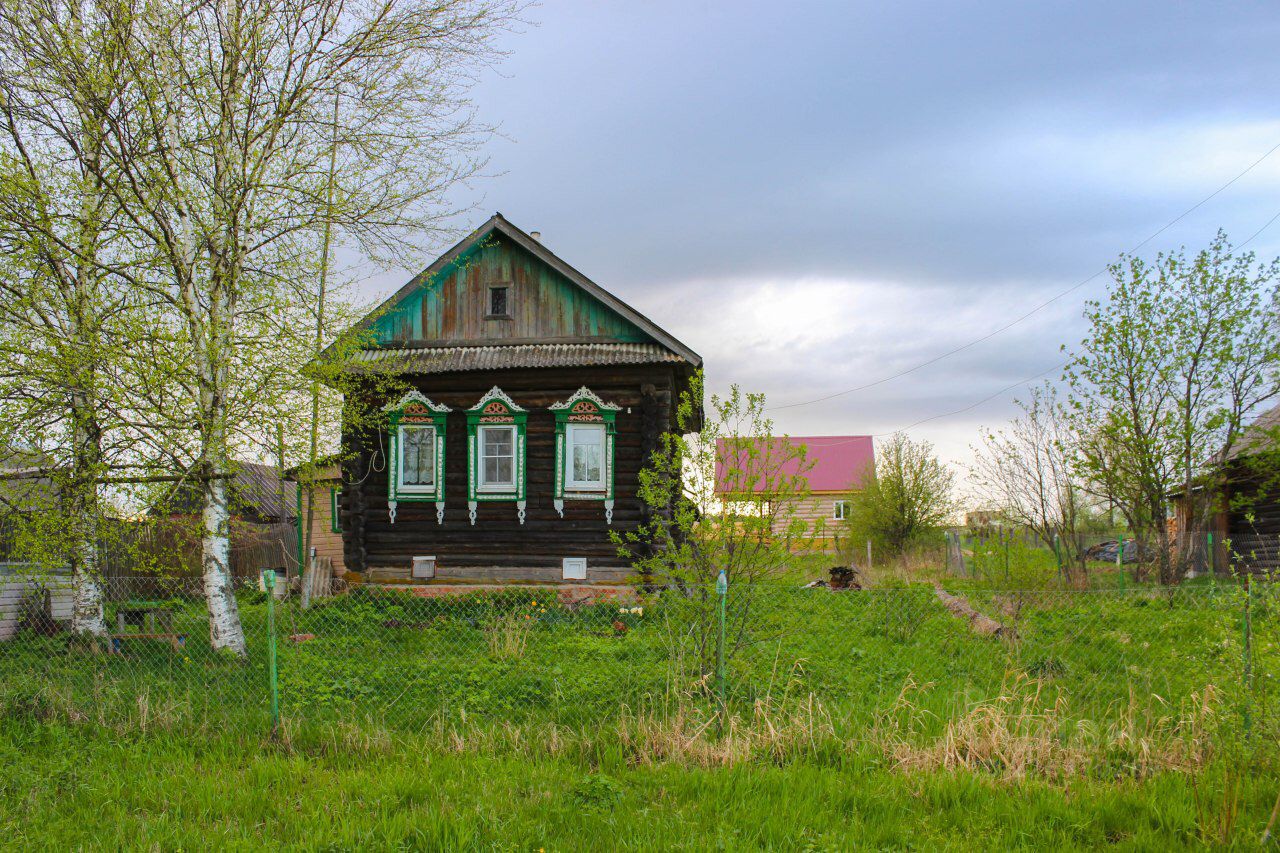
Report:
832,500,848,521
329,486,341,533
384,389,450,525
478,425,515,490
398,424,436,490
550,387,621,523
566,424,605,491
488,285,509,317
464,387,527,524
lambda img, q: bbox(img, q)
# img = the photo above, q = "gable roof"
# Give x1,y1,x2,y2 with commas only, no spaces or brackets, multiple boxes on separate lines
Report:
714,435,875,494
349,213,701,366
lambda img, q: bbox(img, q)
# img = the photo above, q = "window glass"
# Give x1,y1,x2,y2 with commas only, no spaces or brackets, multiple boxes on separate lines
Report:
568,425,604,488
489,286,508,316
400,425,435,487
481,426,515,487
833,500,848,520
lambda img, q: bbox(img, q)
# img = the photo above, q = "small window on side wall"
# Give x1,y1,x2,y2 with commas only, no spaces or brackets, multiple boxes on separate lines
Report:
832,500,849,521
329,486,342,534
487,285,509,318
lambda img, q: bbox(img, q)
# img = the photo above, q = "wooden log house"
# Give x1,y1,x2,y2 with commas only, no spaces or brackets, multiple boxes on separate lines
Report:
332,214,701,584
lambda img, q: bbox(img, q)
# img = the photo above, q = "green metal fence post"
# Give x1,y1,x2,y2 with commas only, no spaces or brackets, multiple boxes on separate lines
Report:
1053,533,1062,577
1207,531,1214,577
263,569,280,734
716,569,727,714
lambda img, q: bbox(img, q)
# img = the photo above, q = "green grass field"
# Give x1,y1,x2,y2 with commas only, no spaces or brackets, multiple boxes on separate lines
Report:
0,720,1277,849
0,577,1277,848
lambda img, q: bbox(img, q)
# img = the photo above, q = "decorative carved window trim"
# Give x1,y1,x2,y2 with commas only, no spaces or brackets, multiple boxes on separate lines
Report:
551,386,620,523
465,387,528,524
385,389,450,525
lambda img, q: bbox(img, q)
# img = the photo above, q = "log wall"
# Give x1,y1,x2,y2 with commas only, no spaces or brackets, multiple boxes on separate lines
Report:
342,363,688,582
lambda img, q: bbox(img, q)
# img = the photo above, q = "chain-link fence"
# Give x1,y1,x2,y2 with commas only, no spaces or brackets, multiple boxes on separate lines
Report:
0,573,1276,761
946,528,1280,580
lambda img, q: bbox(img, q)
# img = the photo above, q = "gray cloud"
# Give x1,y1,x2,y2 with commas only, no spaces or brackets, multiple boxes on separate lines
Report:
357,0,1280,473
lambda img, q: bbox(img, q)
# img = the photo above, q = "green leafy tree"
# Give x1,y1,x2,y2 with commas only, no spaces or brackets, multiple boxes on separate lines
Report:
615,372,811,681
0,0,522,652
843,432,956,558
1064,232,1280,582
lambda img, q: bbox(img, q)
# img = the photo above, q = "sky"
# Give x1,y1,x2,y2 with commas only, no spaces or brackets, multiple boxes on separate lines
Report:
352,0,1280,485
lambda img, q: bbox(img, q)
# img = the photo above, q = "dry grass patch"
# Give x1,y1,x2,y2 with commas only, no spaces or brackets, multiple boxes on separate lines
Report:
876,676,1223,781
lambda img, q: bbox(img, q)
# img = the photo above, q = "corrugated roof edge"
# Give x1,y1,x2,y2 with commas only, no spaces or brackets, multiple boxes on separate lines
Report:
349,342,686,374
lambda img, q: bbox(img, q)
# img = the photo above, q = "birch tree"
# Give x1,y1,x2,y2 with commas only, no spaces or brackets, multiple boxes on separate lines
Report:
2,0,520,653
0,0,148,636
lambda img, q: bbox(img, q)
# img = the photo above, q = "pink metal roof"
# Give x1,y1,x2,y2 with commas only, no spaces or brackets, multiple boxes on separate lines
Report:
714,435,875,494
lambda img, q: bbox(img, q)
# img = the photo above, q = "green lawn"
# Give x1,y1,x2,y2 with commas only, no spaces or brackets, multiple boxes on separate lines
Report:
0,720,1276,850
0,580,1277,848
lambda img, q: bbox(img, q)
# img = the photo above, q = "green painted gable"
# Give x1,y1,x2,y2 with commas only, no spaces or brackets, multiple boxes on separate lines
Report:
369,231,653,346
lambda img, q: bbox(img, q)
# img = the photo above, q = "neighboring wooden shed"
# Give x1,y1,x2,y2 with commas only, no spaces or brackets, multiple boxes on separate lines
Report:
292,458,347,580
1168,403,1280,573
0,567,73,641
330,213,702,584
149,461,300,578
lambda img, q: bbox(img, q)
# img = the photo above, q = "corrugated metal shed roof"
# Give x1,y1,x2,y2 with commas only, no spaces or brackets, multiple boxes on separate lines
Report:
353,342,687,374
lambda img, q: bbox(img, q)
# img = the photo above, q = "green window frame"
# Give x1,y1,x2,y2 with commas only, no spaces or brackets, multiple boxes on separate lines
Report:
385,389,451,524
465,387,528,525
551,387,620,524
329,486,342,533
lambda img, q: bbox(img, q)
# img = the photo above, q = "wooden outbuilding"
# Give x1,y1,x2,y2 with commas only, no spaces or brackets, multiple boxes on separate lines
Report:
331,214,701,584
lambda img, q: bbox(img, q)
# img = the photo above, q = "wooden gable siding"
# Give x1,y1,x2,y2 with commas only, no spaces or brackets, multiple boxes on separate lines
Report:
370,233,652,346
341,363,680,583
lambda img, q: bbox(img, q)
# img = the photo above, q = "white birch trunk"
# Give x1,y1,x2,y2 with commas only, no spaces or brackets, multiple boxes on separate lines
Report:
67,393,108,639
71,560,108,637
202,475,246,655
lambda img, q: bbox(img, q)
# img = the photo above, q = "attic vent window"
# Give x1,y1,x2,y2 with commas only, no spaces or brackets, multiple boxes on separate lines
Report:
487,285,509,318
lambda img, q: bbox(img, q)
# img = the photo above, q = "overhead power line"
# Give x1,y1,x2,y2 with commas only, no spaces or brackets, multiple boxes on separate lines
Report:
872,359,1069,437
788,359,1070,450
771,137,1280,412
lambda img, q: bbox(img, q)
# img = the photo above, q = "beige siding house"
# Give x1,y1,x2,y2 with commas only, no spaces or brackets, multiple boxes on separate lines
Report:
714,435,874,552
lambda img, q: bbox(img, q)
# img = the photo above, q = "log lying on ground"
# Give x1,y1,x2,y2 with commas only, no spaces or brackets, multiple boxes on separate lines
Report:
933,585,1014,638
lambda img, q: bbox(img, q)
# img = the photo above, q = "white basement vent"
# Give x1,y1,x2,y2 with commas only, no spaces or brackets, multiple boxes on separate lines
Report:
562,557,587,581
412,556,436,579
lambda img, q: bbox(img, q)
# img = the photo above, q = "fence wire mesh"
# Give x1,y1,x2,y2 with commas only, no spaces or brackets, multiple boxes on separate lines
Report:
0,572,1276,757
946,529,1280,580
